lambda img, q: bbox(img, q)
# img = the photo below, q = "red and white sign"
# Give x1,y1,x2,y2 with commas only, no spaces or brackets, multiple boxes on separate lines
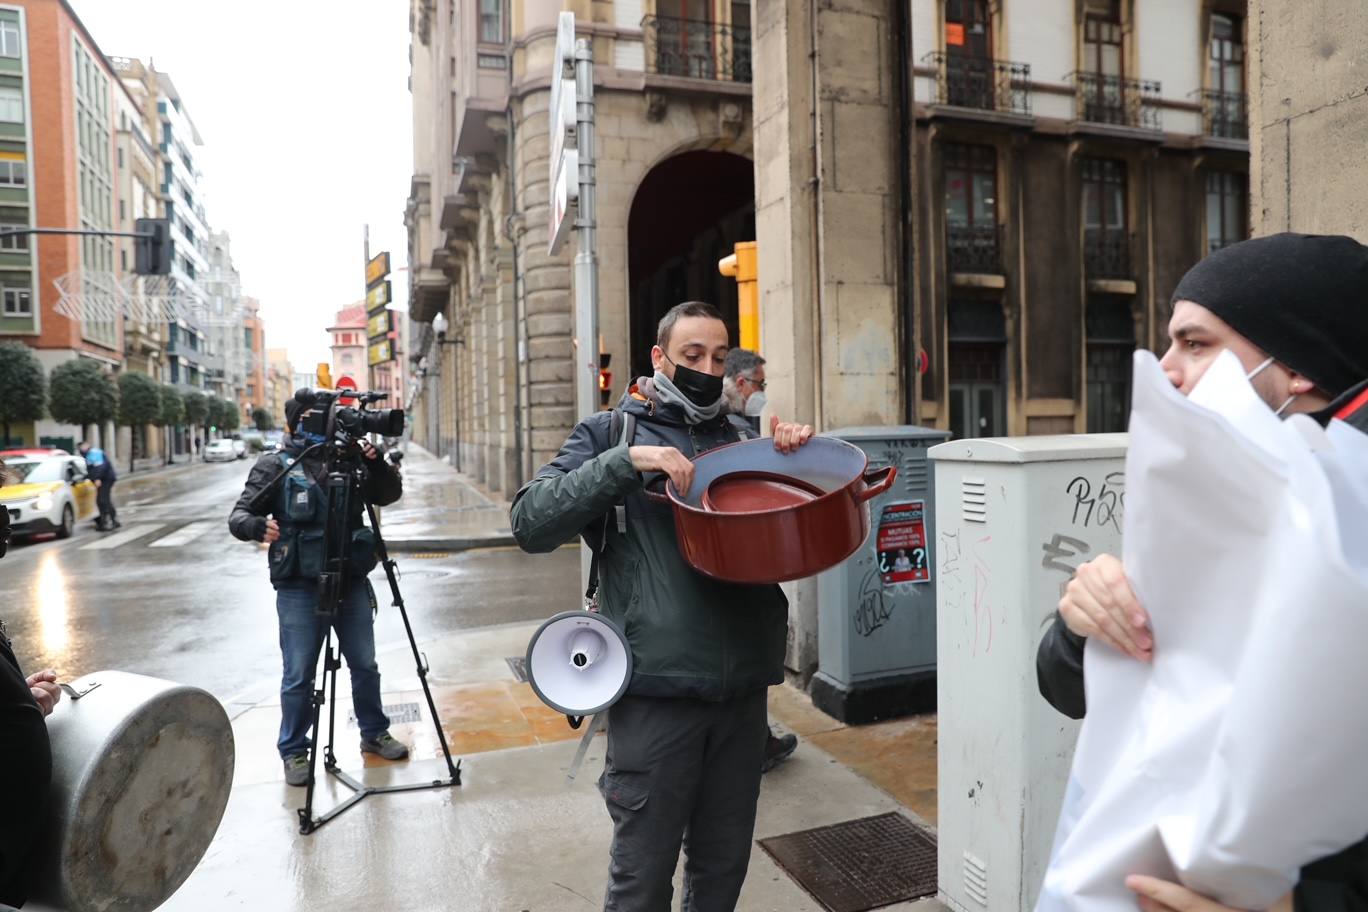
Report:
876,500,931,585
336,374,358,404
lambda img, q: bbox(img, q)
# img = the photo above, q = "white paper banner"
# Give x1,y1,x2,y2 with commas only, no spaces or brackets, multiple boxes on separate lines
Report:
1037,350,1368,911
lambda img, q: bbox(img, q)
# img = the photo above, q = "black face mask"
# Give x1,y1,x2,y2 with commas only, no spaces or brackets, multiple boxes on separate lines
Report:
665,355,724,408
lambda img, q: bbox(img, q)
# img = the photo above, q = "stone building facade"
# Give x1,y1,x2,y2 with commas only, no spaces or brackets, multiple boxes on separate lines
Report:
408,0,1251,676
407,0,756,493
1247,0,1366,239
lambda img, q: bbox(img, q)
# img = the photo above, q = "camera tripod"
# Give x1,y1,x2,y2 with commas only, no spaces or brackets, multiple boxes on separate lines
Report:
257,439,461,834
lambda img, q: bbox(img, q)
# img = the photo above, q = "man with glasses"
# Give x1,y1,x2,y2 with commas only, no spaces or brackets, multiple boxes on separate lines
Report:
722,347,768,438
722,347,799,773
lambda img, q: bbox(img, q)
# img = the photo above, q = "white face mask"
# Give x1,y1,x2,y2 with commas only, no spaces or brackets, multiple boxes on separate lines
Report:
1245,355,1297,416
743,391,767,417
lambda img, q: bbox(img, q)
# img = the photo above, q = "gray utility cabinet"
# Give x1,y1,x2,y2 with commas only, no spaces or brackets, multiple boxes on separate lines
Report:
930,434,1127,912
811,425,951,724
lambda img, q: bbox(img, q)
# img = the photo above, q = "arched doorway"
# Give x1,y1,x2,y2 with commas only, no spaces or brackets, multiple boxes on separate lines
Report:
627,150,755,379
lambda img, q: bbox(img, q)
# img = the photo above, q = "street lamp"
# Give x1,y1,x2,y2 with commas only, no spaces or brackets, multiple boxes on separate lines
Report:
431,312,463,346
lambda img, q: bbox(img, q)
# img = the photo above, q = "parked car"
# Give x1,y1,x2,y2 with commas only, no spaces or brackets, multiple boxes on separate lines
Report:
204,440,237,463
231,438,247,460
0,454,97,539
0,448,71,459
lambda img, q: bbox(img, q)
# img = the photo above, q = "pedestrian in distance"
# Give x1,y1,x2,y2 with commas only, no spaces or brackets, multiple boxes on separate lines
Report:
722,347,799,774
228,392,410,787
1037,233,1368,912
78,441,120,532
512,302,815,911
194,435,201,459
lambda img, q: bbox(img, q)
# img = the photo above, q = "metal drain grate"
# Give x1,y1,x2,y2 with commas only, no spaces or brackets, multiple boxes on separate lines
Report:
505,657,528,683
758,812,938,912
348,702,422,727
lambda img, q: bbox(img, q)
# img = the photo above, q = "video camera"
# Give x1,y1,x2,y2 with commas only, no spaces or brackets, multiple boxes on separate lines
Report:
295,388,405,443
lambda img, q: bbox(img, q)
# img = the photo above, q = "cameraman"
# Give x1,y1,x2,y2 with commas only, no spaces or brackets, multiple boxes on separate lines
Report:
229,391,409,787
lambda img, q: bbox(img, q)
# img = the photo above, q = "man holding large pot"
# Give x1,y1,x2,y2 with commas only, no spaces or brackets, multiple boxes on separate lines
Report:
512,301,813,911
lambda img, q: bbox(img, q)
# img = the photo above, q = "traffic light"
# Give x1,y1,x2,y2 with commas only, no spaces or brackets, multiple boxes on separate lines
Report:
599,352,612,408
134,218,171,276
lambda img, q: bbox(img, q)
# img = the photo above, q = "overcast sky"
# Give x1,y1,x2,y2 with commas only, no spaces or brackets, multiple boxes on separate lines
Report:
69,0,413,374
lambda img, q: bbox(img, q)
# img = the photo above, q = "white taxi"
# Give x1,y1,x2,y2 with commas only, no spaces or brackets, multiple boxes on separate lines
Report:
0,454,98,539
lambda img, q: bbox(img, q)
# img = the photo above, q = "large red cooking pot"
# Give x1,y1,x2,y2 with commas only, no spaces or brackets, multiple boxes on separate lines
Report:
647,435,897,584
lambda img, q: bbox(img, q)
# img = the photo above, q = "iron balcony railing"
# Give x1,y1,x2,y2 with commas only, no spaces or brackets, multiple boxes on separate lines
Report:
1084,228,1134,279
1195,89,1249,140
924,52,1031,117
947,224,1004,274
1067,72,1162,130
642,15,751,83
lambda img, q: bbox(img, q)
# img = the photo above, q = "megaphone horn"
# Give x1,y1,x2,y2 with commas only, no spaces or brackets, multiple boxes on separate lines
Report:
526,611,633,718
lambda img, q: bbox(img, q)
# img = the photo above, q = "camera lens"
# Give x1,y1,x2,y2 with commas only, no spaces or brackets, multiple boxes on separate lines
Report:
361,408,405,437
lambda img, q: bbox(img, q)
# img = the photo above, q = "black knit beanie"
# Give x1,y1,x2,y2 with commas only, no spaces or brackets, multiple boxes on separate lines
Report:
1171,233,1368,397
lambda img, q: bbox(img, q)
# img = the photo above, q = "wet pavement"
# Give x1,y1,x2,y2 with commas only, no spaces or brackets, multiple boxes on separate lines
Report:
5,448,946,911
134,615,945,912
378,444,516,551
0,455,575,705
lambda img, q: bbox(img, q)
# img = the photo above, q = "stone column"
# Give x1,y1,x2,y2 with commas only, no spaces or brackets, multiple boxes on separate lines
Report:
753,0,907,679
1249,0,1368,237
515,88,576,469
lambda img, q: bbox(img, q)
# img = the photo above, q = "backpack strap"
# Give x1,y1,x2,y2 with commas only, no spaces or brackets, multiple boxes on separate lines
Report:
585,408,635,608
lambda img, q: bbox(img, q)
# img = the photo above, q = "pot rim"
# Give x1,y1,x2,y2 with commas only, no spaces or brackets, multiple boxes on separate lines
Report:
664,435,870,518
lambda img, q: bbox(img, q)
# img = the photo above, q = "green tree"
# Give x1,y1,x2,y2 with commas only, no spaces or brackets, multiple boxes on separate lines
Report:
182,391,208,456
157,384,184,466
117,372,161,473
0,341,46,447
49,359,117,448
251,407,272,431
218,397,241,432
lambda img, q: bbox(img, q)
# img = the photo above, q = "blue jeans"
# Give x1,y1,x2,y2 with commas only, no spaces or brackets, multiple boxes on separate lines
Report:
275,579,389,759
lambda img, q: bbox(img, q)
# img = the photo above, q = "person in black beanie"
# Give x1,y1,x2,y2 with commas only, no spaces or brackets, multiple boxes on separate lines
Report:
1036,233,1368,912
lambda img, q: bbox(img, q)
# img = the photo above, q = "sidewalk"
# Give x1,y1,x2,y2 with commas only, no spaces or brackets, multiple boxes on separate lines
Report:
379,444,516,552
152,615,946,911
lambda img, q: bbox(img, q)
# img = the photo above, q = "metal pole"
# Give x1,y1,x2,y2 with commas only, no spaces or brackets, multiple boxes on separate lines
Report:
573,36,599,597
573,37,598,423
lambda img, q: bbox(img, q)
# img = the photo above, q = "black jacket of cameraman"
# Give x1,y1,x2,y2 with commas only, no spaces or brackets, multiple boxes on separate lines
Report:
228,431,402,587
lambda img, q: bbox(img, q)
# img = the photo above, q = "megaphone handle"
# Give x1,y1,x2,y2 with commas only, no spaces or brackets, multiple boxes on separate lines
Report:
565,711,608,785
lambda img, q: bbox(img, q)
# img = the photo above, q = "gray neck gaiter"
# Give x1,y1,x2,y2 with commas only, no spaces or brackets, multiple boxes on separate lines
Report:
652,370,724,425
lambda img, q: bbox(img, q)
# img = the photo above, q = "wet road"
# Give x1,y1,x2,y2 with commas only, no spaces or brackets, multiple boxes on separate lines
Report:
0,458,579,704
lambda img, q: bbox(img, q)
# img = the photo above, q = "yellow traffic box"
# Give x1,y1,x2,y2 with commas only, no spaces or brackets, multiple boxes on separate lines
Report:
718,241,758,351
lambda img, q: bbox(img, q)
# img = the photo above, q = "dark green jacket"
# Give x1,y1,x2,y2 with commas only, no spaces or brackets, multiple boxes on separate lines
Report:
511,389,788,701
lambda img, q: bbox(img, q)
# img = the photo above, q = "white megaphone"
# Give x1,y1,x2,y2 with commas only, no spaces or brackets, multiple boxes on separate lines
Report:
526,610,633,719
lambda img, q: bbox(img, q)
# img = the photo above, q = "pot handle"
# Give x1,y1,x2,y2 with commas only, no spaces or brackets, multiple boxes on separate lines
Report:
856,465,898,503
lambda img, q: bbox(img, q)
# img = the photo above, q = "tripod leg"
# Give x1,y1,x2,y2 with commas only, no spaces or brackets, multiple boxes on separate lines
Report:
364,499,462,782
299,624,335,834
323,629,342,771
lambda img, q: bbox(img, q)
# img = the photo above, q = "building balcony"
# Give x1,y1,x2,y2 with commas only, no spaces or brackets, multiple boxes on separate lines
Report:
924,52,1031,117
642,16,751,84
1084,229,1134,280
947,224,1004,275
1195,89,1249,140
1067,72,1161,131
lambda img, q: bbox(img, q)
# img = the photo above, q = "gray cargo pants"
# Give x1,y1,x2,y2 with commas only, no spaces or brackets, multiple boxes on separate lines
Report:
598,690,769,911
